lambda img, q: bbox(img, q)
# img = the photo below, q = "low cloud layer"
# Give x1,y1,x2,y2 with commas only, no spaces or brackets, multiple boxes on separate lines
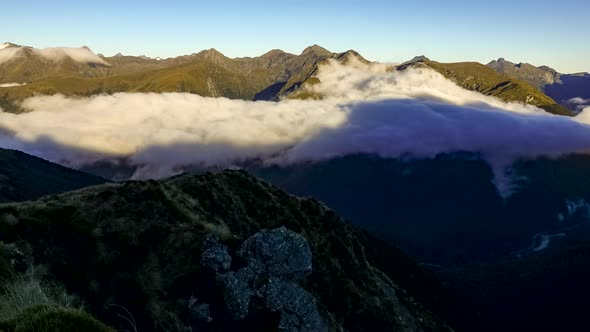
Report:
0,46,109,66
568,97,590,112
2,59,590,187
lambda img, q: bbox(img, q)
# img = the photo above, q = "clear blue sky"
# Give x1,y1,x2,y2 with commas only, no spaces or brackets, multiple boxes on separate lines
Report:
2,0,589,73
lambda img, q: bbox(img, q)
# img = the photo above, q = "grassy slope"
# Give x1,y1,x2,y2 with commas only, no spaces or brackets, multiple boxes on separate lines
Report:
0,170,458,331
0,148,108,203
422,60,572,116
487,59,560,91
0,48,110,84
0,305,114,332
0,47,335,109
0,62,276,101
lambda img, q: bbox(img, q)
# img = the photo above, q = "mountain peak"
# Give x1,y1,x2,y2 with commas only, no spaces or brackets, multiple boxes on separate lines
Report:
204,48,222,54
261,49,287,57
487,57,516,69
490,57,509,63
302,44,332,56
0,42,19,50
411,55,430,62
336,50,370,64
198,48,226,59
400,55,431,67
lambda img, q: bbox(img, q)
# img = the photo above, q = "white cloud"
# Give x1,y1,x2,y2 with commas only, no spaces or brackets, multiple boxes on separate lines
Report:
34,47,109,66
2,58,590,190
568,97,590,105
0,45,109,66
0,47,22,65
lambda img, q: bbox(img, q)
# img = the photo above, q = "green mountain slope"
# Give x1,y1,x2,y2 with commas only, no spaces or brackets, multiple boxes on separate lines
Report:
399,58,572,116
487,58,561,91
0,148,107,203
487,58,590,112
0,169,459,331
0,44,340,110
0,44,111,83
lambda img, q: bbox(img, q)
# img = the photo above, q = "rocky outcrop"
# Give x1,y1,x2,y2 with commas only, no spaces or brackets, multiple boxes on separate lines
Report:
0,170,456,331
203,227,328,332
201,234,232,273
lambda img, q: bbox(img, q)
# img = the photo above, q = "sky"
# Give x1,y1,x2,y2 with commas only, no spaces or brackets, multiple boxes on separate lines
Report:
1,0,589,73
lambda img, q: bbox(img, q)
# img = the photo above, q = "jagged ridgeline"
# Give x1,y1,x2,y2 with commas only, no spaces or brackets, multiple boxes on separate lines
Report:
0,42,574,116
0,170,462,331
487,57,590,112
397,57,573,116
0,43,341,107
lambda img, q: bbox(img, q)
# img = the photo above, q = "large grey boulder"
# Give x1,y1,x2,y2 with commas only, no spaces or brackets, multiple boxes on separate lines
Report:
209,227,327,331
238,226,312,281
217,270,253,320
258,278,327,332
201,234,232,273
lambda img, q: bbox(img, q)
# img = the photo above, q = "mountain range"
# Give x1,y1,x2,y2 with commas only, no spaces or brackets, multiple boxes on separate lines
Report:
2,42,590,331
487,58,590,112
0,42,582,116
0,43,340,112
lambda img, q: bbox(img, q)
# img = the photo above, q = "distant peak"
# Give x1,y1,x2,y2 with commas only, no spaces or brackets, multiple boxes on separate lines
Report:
496,57,515,65
198,48,226,58
0,42,20,49
411,55,430,62
487,57,515,67
203,48,222,55
336,50,370,64
400,55,430,66
539,65,556,71
342,49,361,57
262,49,287,56
114,52,124,57
302,44,331,56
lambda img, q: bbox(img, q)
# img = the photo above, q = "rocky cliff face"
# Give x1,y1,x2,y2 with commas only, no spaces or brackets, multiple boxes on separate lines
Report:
487,58,590,112
398,57,572,116
487,58,561,90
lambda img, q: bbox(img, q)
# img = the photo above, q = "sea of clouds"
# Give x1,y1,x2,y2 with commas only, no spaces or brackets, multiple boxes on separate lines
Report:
2,58,590,185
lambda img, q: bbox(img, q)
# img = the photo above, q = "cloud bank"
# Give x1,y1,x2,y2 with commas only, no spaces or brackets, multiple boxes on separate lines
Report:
0,46,109,66
2,58,590,186
568,97,590,112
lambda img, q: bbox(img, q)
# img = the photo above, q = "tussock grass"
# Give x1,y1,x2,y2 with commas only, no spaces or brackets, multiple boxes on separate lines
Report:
0,268,75,322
